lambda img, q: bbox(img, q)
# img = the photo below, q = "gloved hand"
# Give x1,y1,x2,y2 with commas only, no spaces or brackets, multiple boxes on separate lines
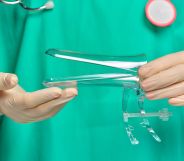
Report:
139,52,184,106
0,73,77,123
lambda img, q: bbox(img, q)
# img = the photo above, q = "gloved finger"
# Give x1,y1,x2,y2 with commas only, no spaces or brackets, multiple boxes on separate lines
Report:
21,87,65,108
5,96,75,124
25,88,77,118
28,104,67,123
0,73,18,90
2,88,77,123
139,52,184,79
1,104,30,123
141,64,184,92
15,104,64,123
26,96,75,119
3,87,63,109
2,95,68,124
24,95,75,123
169,95,184,106
25,88,77,108
145,81,184,100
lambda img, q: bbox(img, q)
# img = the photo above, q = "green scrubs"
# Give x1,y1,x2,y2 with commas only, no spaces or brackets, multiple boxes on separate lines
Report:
0,0,184,161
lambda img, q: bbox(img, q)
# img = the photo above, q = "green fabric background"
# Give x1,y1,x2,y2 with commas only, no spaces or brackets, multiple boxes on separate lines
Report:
0,0,184,161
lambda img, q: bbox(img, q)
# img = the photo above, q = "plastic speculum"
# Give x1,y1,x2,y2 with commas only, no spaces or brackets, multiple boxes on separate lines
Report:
44,49,172,145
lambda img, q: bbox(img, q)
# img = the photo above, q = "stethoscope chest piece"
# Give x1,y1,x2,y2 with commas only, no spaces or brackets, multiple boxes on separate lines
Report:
146,0,176,27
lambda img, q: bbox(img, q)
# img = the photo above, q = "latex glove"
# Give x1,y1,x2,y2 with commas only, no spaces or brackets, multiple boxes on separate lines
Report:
0,73,77,123
139,52,184,106
0,73,18,90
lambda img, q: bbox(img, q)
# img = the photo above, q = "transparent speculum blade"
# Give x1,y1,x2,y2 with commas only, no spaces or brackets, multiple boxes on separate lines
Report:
136,88,161,142
43,74,139,88
44,49,146,89
45,49,147,71
122,88,139,145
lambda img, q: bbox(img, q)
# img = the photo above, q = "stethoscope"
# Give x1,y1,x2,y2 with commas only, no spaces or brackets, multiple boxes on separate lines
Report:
145,0,176,27
0,0,54,11
0,0,176,27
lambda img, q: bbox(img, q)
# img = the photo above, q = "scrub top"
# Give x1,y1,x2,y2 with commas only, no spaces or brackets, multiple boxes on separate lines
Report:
0,0,184,161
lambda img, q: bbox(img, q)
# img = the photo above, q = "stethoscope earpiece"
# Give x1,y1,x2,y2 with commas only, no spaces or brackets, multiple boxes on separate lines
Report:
145,0,176,27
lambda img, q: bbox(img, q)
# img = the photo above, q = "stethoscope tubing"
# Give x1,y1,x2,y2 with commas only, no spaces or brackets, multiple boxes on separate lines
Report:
0,0,20,5
19,2,46,11
0,0,53,11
